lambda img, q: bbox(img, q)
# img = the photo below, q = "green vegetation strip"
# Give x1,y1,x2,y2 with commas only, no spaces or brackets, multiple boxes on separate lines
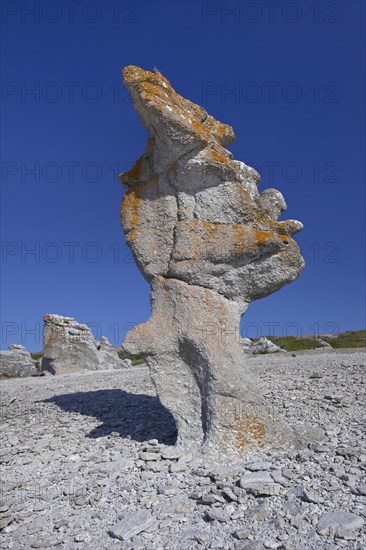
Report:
268,330,366,352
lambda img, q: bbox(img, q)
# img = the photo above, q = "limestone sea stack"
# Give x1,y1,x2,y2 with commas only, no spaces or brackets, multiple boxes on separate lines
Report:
41,315,127,374
120,66,305,455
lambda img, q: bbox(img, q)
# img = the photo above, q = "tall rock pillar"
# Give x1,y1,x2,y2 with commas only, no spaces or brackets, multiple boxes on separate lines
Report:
120,66,305,454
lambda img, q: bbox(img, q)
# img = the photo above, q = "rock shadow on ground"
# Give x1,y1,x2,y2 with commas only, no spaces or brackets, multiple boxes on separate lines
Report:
43,389,177,445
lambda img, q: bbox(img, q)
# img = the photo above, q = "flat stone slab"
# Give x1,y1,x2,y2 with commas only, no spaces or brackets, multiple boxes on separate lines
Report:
161,448,185,460
317,512,364,536
240,471,273,487
245,461,272,471
108,510,156,541
247,483,281,497
139,451,160,461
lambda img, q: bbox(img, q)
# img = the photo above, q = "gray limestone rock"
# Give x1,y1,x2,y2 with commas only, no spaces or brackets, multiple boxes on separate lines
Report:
250,338,284,355
108,510,156,541
315,339,332,349
241,338,253,351
98,337,127,370
240,471,273,487
0,345,38,378
241,337,283,354
246,483,281,497
121,66,306,454
41,314,100,374
206,507,232,523
246,461,272,471
233,528,251,540
41,315,127,374
316,511,364,536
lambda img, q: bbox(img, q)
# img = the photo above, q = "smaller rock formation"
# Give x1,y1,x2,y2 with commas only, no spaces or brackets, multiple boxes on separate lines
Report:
41,314,127,374
98,336,126,369
241,338,254,353
241,337,284,354
42,315,99,374
250,337,284,354
315,339,332,349
0,344,38,378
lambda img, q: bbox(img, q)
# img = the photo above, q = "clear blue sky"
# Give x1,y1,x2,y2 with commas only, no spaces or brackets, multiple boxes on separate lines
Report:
1,1,365,351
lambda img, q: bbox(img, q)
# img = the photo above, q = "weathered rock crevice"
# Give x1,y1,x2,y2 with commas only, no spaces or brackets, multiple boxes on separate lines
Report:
178,337,212,441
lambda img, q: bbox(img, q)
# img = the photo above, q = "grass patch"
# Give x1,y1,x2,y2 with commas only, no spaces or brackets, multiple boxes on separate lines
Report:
268,336,318,352
31,352,43,361
324,330,366,348
268,330,366,352
118,351,145,366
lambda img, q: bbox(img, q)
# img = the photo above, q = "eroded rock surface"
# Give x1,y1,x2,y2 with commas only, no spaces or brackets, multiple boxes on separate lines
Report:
98,337,127,370
41,315,127,375
243,337,284,355
120,66,305,454
0,345,38,378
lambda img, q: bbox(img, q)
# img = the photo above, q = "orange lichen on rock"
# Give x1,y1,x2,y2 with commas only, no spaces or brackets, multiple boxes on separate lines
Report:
121,183,143,231
120,157,144,186
215,119,235,145
122,65,235,151
171,220,292,266
140,80,174,106
122,65,172,92
188,117,212,142
253,228,288,246
254,213,301,237
210,149,231,164
196,220,288,248
230,414,266,451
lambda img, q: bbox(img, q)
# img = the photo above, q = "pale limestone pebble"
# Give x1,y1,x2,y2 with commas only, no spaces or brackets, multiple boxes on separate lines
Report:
270,471,289,486
221,487,238,502
160,447,185,460
246,461,273,471
233,528,251,540
108,510,156,541
246,483,282,498
139,451,161,461
240,472,273,487
205,507,232,523
316,511,364,537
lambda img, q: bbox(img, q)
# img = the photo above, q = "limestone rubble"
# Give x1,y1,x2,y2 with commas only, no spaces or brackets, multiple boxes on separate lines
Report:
120,66,306,454
1,349,365,548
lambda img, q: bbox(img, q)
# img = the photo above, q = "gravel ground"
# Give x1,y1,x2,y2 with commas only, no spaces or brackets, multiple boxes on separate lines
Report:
0,348,365,549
